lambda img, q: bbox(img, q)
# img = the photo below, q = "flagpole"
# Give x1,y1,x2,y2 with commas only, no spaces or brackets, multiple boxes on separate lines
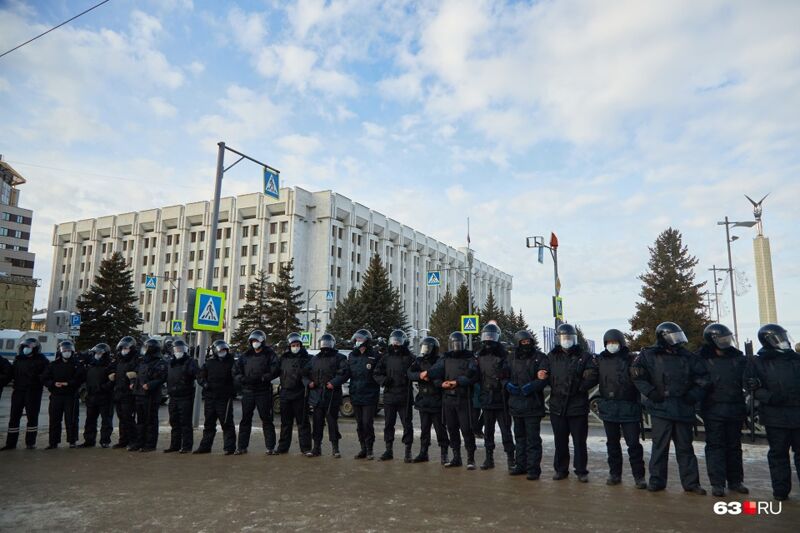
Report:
467,217,473,350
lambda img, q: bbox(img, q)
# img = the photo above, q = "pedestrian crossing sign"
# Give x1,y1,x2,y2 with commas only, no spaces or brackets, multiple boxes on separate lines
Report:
300,331,312,347
426,271,441,286
264,167,280,200
193,288,226,332
145,275,157,290
461,315,480,334
171,320,184,335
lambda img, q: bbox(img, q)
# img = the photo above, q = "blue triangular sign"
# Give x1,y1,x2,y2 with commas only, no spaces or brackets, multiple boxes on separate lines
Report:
264,168,280,200
465,318,475,330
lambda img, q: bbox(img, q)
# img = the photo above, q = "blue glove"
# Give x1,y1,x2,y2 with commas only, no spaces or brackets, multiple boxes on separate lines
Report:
505,382,521,395
521,382,534,396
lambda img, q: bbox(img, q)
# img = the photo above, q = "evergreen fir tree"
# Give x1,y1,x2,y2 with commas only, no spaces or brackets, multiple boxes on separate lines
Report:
428,288,458,344
230,269,271,352
327,288,364,347
75,252,142,350
264,259,304,346
629,227,709,350
358,254,408,339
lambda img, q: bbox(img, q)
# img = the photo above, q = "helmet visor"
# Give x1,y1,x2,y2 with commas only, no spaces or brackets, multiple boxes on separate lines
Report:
713,334,737,350
558,334,578,349
663,330,688,346
320,338,335,349
481,331,500,343
449,338,465,351
764,330,794,351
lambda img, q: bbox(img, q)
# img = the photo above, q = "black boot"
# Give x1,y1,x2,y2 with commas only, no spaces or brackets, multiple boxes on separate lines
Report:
507,450,516,471
412,445,429,463
354,444,367,459
466,450,476,470
480,449,495,470
444,447,462,468
332,442,341,458
379,443,394,461
366,445,374,460
404,445,413,463
440,446,448,465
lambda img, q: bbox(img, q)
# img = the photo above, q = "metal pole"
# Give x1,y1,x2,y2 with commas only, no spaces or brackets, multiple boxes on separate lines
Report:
553,247,560,328
313,304,319,350
175,277,182,334
723,216,740,343
710,265,721,323
467,249,473,351
193,141,225,427
305,289,310,333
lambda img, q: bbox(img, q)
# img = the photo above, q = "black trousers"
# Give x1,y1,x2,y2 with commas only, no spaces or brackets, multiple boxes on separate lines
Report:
84,399,114,446
765,426,800,499
48,394,80,446
550,413,589,476
311,398,341,445
238,392,275,451
354,403,377,449
514,416,543,475
444,397,476,453
704,418,745,488
168,396,194,450
648,416,700,489
419,410,449,450
115,397,136,446
471,406,483,436
383,402,414,446
603,420,645,479
483,407,514,453
278,396,311,452
199,397,236,452
134,395,161,449
5,388,43,448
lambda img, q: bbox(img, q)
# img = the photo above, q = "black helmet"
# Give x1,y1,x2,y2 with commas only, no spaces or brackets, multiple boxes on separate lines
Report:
172,339,189,356
319,333,336,349
703,323,737,350
248,330,267,347
556,323,578,350
141,338,161,357
117,336,137,356
351,329,372,348
162,336,175,355
58,340,76,353
388,329,409,348
211,339,230,357
448,331,467,352
655,322,688,347
420,336,440,357
91,343,111,358
481,323,501,343
758,324,794,352
603,329,626,347
287,332,303,346
18,337,41,357
513,330,534,347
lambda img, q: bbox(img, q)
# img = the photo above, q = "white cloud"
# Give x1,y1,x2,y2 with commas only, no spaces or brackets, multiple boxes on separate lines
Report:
276,134,321,157
227,7,267,50
148,96,178,118
187,60,205,75
0,77,10,92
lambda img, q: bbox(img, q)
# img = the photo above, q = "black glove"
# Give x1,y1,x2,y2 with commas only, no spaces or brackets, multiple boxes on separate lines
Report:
746,378,761,391
383,376,394,387
647,390,665,403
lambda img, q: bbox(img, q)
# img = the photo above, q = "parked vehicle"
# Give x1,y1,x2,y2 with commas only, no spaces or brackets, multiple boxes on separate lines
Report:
0,329,70,361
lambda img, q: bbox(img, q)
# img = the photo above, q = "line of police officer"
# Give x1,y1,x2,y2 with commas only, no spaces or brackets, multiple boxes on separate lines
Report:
1,321,798,501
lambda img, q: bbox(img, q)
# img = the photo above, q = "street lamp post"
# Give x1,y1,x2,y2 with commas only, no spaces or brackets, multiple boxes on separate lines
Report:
717,216,757,343
526,233,561,328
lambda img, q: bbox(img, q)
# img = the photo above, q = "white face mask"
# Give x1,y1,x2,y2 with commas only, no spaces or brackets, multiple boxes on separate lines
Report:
94,353,103,361
22,347,32,356
290,346,301,354
251,341,262,350
778,341,792,350
62,351,73,359
121,348,130,356
218,350,228,358
560,339,575,350
354,340,364,348
141,347,147,356
174,350,185,359
420,345,430,355
606,343,620,354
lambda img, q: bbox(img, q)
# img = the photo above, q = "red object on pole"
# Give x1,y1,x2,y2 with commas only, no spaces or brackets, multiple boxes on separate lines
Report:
550,232,559,249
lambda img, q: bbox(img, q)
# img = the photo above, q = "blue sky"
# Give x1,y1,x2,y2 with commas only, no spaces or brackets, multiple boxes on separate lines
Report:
1,0,799,346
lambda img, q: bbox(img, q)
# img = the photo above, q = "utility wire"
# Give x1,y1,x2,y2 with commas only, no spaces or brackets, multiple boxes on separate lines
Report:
0,0,113,60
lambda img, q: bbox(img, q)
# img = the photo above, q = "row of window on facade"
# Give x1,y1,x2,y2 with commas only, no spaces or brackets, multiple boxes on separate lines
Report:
0,227,29,240
0,242,28,251
1,212,32,225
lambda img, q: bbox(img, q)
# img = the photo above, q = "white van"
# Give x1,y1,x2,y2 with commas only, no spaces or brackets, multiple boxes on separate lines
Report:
0,330,71,361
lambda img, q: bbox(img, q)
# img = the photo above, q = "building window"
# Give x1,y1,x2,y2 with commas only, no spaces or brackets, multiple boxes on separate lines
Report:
239,284,246,299
160,311,166,322
242,226,249,238
139,292,144,304
280,242,288,253
251,245,257,256
141,273,146,283
280,221,288,233
191,232,196,243
213,267,219,278
215,248,220,259
224,247,230,258
145,312,151,322
200,231,205,242
199,250,204,260
223,266,229,278
146,292,152,305
162,290,168,304
188,269,193,280
269,243,276,254
332,226,336,238
337,247,342,258
217,228,222,240
167,235,172,245
241,245,248,257
175,234,179,245
338,228,343,239
173,253,178,263
250,264,256,275
240,265,246,276
252,225,258,236
165,253,171,263
143,256,148,266
143,239,149,249
337,266,341,278
225,227,231,238
270,222,277,235
268,263,275,274
189,250,195,261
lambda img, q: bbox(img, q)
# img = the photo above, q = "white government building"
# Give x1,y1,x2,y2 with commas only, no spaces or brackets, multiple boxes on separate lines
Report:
46,188,513,342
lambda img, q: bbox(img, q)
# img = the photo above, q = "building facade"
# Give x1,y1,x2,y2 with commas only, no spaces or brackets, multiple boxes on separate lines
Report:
46,188,513,339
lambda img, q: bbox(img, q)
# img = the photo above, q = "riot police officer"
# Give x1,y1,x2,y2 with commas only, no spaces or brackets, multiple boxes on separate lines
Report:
164,339,198,453
276,332,312,455
632,322,708,494
132,338,167,452
79,343,115,448
547,323,597,482
505,330,549,480
233,330,279,455
2,338,49,450
42,340,85,449
375,329,415,462
748,324,800,501
430,331,478,470
408,336,449,464
596,329,646,488
307,333,348,458
343,329,381,460
697,323,749,497
111,336,138,449
195,339,236,454
0,355,11,400
475,323,515,471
